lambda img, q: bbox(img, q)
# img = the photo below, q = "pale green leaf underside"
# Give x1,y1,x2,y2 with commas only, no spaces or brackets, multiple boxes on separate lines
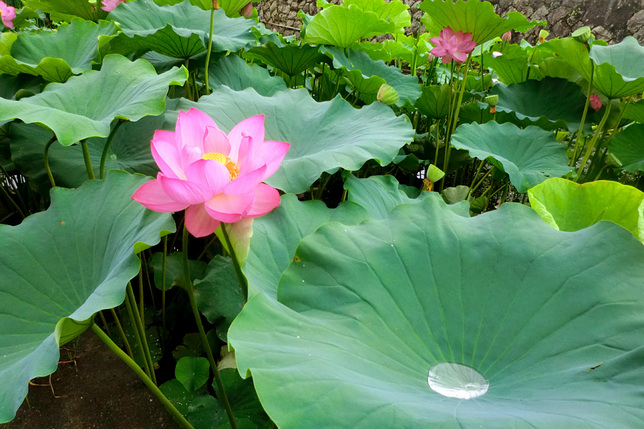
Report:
528,177,644,243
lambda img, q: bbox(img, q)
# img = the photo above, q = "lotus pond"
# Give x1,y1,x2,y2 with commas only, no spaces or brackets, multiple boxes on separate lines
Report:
1,0,643,427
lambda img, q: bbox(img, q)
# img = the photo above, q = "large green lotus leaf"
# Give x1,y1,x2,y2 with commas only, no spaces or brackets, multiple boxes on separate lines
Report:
245,41,327,77
8,117,160,194
343,0,410,34
0,19,116,82
451,122,573,192
419,0,543,44
166,86,415,193
303,4,393,49
528,178,644,243
229,196,644,428
543,38,644,99
243,194,368,299
414,84,450,118
109,0,256,59
0,55,187,146
209,54,287,96
22,0,107,22
0,170,176,423
322,47,421,106
490,78,586,131
609,123,644,172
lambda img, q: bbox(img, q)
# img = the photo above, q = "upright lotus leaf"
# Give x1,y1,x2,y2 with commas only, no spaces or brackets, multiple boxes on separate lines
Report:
218,0,253,17
624,99,644,123
490,78,587,131
243,194,368,299
0,19,117,82
209,54,287,96
322,47,421,106
482,43,532,85
609,123,644,172
543,37,644,99
343,0,410,34
419,0,543,44
194,256,245,342
451,122,573,192
414,84,450,118
109,0,256,59
245,41,327,77
344,173,469,219
9,117,162,193
588,36,644,95
528,178,644,243
0,55,187,146
22,0,107,22
0,170,176,423
303,4,392,49
150,252,208,292
166,86,415,193
229,196,644,428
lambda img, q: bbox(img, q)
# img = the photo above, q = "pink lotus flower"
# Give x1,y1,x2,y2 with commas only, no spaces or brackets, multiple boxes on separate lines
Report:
132,108,290,238
430,27,477,64
590,94,602,112
101,0,127,12
0,1,16,29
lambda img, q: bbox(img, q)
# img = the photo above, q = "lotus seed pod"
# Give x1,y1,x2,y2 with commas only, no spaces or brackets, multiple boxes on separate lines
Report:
484,95,499,106
572,26,592,44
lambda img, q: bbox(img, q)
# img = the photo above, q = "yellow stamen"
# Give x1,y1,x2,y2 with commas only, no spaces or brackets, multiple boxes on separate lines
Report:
202,152,239,180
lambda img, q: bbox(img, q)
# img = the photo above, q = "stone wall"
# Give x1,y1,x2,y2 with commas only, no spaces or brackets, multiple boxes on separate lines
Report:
258,0,644,44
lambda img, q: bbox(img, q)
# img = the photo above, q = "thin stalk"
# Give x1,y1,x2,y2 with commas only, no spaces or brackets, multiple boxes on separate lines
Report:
80,140,95,180
466,160,485,199
571,61,594,166
91,324,194,429
576,101,612,179
182,226,237,429
138,258,145,331
0,180,25,219
221,223,248,301
469,168,493,197
98,311,113,338
124,287,152,379
110,308,134,360
203,5,216,95
433,118,440,167
162,236,168,332
43,136,57,188
126,283,157,385
99,120,125,180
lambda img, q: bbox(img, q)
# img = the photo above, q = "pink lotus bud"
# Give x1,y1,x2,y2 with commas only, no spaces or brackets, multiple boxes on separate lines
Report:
240,2,253,18
501,31,511,42
590,94,602,112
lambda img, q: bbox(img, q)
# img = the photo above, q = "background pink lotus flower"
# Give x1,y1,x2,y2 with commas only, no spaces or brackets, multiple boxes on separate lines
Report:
430,27,477,64
132,108,290,238
101,0,127,12
0,1,16,29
